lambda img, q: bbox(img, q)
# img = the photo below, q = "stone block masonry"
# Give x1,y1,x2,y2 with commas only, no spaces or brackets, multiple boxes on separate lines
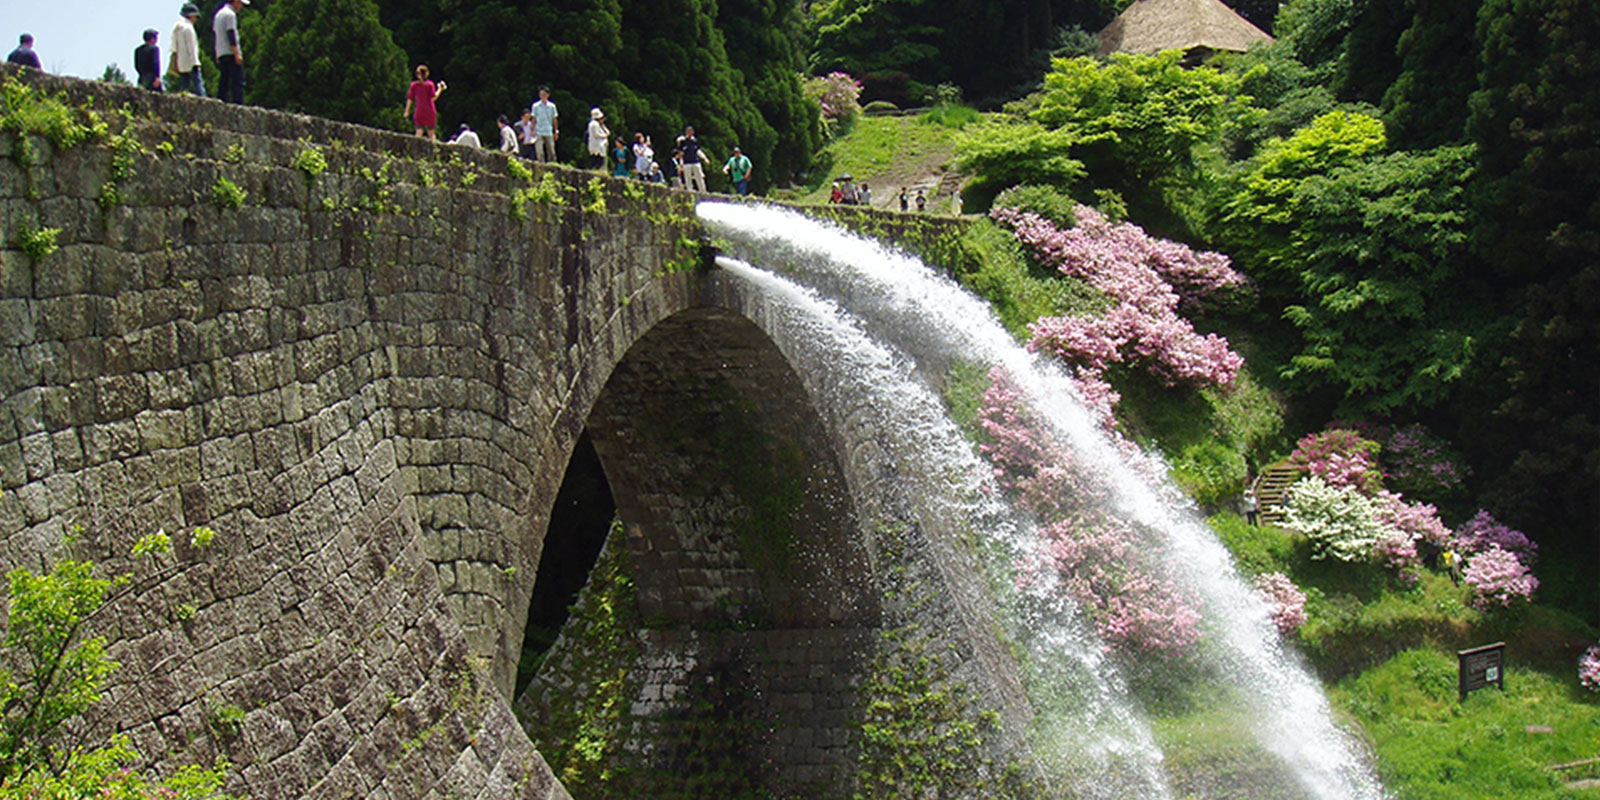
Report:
1,65,1050,798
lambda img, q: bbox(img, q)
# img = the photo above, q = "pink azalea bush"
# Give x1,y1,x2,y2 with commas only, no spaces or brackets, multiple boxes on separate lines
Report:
1289,429,1384,494
801,71,862,122
1461,546,1539,609
1579,646,1600,693
992,206,1245,413
1254,572,1308,635
978,368,1200,659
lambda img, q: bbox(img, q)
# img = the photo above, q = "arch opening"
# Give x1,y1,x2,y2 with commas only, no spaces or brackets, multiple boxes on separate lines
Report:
513,307,881,798
514,432,615,699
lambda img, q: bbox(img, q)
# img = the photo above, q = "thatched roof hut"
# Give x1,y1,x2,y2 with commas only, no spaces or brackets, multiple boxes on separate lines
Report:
1096,0,1272,60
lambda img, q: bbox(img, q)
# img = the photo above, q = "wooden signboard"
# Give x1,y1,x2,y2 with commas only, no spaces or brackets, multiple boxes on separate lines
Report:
1457,642,1506,701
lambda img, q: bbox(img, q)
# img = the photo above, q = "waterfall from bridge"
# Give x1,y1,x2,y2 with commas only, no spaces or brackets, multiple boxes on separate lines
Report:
699,202,1387,800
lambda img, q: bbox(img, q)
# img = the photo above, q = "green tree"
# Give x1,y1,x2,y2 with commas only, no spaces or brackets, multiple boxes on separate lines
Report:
954,120,1085,204
1463,0,1600,609
717,0,821,190
249,0,408,129
1025,52,1239,221
98,64,130,85
1275,145,1480,413
0,532,233,797
1379,0,1482,148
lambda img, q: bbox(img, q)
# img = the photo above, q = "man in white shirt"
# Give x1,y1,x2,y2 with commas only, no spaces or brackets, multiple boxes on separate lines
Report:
529,86,559,163
213,0,248,104
170,4,205,96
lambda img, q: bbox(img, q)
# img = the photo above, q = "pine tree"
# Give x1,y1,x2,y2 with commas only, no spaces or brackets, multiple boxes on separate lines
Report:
249,0,408,129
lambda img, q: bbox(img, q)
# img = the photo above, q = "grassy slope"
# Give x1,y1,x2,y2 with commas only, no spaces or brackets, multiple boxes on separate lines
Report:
788,113,969,207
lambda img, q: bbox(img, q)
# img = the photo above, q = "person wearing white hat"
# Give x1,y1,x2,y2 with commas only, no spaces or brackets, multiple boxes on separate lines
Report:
213,0,250,104
586,107,609,171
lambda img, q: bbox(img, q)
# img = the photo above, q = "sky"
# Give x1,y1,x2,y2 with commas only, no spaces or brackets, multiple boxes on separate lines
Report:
0,0,200,79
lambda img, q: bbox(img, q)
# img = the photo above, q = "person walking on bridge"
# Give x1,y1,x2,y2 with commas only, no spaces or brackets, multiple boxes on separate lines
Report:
170,4,205,96
213,0,248,104
497,114,518,154
586,107,609,171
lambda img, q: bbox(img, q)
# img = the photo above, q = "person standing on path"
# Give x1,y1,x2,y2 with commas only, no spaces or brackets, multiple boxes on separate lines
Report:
530,86,559,163
7,34,41,69
586,108,609,171
1243,487,1259,527
497,114,518,154
722,146,752,196
677,126,708,193
170,4,205,96
915,189,926,213
898,187,908,212
213,0,248,104
403,64,443,139
134,29,163,91
859,183,873,206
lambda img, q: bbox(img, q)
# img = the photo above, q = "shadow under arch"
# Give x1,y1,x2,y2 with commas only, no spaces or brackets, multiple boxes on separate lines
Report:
513,303,882,797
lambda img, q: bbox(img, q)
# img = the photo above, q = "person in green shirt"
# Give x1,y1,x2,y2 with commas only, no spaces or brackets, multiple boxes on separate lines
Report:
723,146,753,196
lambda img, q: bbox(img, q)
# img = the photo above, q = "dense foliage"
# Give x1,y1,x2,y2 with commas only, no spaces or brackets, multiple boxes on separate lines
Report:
249,0,407,129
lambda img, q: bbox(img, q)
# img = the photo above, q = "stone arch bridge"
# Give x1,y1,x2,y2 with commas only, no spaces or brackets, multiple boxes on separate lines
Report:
0,69,1033,799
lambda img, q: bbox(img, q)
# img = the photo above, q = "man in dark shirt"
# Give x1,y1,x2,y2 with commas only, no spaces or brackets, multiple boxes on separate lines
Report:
7,34,41,69
676,126,709,193
134,29,162,91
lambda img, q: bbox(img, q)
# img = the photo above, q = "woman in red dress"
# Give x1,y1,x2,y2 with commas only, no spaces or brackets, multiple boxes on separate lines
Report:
404,64,445,139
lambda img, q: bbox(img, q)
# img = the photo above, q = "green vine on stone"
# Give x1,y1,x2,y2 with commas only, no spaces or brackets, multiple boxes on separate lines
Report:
211,176,247,209
13,222,60,261
292,142,327,187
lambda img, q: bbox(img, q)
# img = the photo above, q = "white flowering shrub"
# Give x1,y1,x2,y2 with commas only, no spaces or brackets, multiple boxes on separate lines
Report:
1281,476,1391,562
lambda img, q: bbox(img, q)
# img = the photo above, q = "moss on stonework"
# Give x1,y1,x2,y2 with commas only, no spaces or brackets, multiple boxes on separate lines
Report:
524,519,644,794
854,522,1038,800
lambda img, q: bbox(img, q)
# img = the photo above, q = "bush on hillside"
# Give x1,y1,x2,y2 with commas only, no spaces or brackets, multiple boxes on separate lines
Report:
1288,429,1383,494
979,368,1201,659
1581,646,1600,693
1281,476,1392,563
1461,546,1538,609
993,184,1077,230
1254,572,1309,635
993,206,1246,418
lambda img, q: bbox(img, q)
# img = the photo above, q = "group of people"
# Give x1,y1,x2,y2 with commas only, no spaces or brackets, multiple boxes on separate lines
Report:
21,0,404,108
407,75,756,196
4,2,251,101
831,179,931,213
